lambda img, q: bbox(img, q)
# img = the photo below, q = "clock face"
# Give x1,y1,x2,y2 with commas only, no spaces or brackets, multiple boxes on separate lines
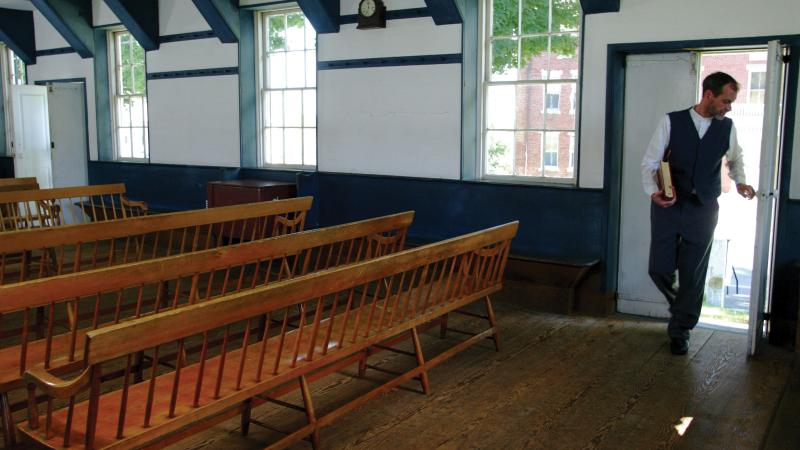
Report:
360,0,376,18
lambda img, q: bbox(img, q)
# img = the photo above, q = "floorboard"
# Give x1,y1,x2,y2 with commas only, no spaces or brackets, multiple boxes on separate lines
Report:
3,300,796,450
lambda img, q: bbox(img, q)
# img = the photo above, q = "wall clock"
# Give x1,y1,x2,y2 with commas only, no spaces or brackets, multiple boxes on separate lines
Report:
357,0,387,29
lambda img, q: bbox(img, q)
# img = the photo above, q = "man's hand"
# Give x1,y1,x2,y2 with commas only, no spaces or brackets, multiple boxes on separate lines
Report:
651,190,677,208
736,183,756,200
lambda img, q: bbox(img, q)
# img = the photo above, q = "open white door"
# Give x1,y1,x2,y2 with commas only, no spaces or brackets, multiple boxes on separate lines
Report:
47,83,88,188
747,40,787,356
617,53,697,317
11,85,52,189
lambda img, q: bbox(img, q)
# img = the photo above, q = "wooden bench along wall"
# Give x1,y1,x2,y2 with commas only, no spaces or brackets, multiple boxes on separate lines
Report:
0,211,412,447
18,221,516,449
0,197,312,284
0,178,39,193
0,183,147,232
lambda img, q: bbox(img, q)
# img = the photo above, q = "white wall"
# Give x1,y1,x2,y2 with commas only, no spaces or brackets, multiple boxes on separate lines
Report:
27,11,99,160
317,6,462,179
580,0,800,189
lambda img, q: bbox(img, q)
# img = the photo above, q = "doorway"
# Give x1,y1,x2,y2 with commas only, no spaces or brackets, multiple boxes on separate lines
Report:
697,50,766,332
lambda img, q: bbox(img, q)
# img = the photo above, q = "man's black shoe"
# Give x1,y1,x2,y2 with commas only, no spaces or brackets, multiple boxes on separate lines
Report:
670,337,689,355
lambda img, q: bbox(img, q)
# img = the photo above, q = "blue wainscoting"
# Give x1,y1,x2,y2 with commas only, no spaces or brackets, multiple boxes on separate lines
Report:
0,156,13,177
301,172,606,262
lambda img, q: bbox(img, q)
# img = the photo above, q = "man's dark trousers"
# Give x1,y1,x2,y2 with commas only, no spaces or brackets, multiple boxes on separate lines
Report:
649,194,719,339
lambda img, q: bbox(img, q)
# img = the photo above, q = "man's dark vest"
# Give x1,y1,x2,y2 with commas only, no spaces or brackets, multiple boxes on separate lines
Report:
666,108,732,204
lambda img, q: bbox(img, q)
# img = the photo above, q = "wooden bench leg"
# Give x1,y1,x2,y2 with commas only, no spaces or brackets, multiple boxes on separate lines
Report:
439,313,449,339
410,328,431,395
298,376,320,450
1,392,16,448
358,348,370,378
240,398,252,437
484,296,501,352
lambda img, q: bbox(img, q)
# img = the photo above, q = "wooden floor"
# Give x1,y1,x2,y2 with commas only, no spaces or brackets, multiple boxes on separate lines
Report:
148,299,798,450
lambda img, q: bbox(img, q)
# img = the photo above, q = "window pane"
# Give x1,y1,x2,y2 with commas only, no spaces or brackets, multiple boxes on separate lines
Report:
552,0,581,32
270,128,285,164
543,132,559,168
269,91,284,127
490,39,518,81
131,128,146,159
117,128,132,159
130,96,145,127
551,33,580,79
485,131,515,175
544,83,561,114
286,13,305,51
263,128,272,164
516,84,544,130
546,83,576,129
492,0,519,36
521,0,548,34
286,51,305,88
519,36,548,81
133,64,145,94
284,90,302,127
268,15,286,52
486,85,516,130
285,128,303,165
269,52,286,89
304,18,316,50
515,131,543,176
305,50,316,88
303,129,316,165
261,90,271,127
117,98,131,127
121,67,133,95
303,89,316,127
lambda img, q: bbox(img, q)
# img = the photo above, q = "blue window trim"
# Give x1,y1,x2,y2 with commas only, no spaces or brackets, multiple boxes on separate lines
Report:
93,28,113,161
318,54,461,70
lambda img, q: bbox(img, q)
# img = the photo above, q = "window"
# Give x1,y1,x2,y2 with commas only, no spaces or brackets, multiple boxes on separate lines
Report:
4,47,26,86
749,71,766,104
257,9,317,168
481,0,581,182
109,31,148,160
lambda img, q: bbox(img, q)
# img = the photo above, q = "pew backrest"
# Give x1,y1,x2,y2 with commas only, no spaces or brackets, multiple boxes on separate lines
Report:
0,177,38,192
20,221,516,449
0,197,313,284
0,183,147,231
0,211,412,381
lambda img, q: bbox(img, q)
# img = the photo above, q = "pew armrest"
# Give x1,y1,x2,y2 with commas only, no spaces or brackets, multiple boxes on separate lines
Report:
122,197,149,215
24,365,92,399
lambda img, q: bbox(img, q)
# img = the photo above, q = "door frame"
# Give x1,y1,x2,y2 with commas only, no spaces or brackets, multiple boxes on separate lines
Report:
603,35,800,347
33,77,91,165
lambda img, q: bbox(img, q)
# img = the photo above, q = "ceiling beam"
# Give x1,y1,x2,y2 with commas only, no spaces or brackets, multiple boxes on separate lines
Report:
424,0,462,25
0,8,36,65
192,0,239,43
103,0,159,51
30,0,94,58
580,0,620,15
296,0,339,34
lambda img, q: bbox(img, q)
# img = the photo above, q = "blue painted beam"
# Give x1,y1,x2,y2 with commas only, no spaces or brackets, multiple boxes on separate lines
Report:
30,0,93,59
103,0,159,51
424,0,461,25
191,0,239,43
0,8,36,64
580,0,620,15
296,0,338,34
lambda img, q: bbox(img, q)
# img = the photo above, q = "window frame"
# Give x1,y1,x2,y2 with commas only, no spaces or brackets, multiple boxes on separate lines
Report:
477,0,582,186
107,29,150,162
255,7,317,170
1,45,25,154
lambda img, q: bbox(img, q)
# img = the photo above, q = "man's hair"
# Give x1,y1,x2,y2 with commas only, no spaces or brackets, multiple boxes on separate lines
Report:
702,72,739,96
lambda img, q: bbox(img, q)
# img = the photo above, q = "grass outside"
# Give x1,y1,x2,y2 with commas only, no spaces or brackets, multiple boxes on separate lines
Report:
702,304,750,325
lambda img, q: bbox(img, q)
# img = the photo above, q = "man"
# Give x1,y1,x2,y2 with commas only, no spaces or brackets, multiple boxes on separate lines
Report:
641,71,756,355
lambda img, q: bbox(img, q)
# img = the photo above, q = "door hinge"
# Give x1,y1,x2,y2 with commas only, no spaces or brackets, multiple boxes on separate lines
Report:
783,54,791,63
763,312,772,321
51,141,55,149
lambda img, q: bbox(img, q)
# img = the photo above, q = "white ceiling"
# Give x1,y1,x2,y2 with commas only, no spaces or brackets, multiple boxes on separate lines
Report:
0,0,36,11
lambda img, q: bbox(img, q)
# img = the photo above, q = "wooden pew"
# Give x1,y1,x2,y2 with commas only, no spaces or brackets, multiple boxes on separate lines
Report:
0,177,39,193
18,221,516,449
0,211,412,447
0,183,147,231
0,197,312,284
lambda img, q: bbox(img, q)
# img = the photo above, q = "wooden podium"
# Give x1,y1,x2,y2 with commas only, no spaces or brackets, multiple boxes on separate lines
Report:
206,179,297,241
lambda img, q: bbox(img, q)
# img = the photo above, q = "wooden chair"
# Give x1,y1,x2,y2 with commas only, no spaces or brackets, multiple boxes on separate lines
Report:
0,184,146,231
0,197,312,284
18,221,516,449
0,211,412,448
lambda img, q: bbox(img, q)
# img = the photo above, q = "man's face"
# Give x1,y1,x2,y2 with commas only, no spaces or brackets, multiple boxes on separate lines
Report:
707,83,738,118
